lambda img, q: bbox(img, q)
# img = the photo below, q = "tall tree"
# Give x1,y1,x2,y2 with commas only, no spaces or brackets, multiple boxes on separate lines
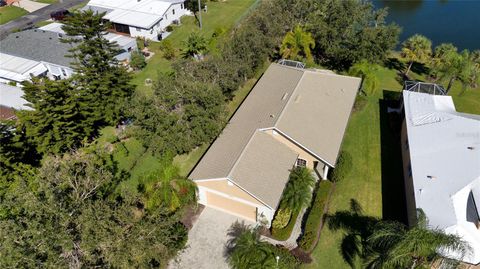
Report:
62,10,134,126
431,43,464,93
307,0,400,69
280,25,315,62
458,50,480,95
281,167,316,211
0,150,188,268
401,34,432,76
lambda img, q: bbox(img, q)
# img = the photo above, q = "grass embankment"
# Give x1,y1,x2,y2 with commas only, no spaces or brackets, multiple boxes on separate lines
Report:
0,6,28,25
305,61,480,268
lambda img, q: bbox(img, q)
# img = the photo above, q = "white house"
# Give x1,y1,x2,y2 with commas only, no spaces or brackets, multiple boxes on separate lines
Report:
0,53,48,85
84,0,189,41
39,22,138,62
401,90,480,265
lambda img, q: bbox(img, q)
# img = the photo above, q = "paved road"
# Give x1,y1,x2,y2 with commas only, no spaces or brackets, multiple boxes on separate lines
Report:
0,0,87,40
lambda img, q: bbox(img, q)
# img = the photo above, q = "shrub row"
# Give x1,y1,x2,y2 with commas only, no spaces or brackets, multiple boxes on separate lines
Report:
298,180,333,251
331,151,353,183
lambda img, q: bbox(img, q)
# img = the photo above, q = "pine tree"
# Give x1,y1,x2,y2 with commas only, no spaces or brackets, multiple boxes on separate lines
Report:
61,10,134,126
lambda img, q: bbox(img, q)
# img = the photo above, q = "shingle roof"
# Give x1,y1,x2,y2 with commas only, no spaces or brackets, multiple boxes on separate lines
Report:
190,63,361,206
0,29,74,67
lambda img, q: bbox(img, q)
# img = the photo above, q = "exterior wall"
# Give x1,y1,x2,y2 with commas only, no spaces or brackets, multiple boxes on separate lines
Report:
195,179,274,225
128,2,188,41
263,129,325,171
401,118,417,227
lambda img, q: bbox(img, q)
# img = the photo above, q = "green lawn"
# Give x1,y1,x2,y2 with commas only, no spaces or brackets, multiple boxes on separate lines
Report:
132,0,258,95
0,6,28,25
305,61,480,268
35,0,58,4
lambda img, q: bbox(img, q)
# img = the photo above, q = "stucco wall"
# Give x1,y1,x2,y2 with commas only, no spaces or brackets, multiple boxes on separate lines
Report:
401,118,417,227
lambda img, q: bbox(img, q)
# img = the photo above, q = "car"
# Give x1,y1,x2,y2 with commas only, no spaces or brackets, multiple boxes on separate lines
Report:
50,9,71,21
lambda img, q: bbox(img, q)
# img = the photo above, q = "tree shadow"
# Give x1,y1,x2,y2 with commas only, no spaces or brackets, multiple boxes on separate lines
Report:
223,220,251,257
379,90,408,224
384,57,404,71
410,61,430,76
326,199,380,268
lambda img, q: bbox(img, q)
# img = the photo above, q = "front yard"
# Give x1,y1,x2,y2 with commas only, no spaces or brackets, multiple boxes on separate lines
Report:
0,5,28,25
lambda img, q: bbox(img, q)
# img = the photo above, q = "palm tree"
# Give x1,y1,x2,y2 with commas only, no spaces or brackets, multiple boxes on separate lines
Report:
431,43,463,93
280,25,315,62
365,210,470,269
458,50,480,95
281,166,316,211
401,34,432,76
140,163,197,211
226,222,276,269
348,60,380,96
182,32,208,59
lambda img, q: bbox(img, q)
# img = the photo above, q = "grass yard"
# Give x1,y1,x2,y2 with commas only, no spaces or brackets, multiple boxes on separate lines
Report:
0,6,28,25
305,61,480,268
35,0,57,3
132,0,258,94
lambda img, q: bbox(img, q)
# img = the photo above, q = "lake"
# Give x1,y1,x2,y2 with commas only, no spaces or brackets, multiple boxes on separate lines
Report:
373,0,480,50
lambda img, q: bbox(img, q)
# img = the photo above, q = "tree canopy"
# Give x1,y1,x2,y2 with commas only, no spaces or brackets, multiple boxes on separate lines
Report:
280,25,315,62
401,34,432,76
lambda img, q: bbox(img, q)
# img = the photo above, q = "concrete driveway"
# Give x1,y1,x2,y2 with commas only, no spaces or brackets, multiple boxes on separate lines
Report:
13,0,49,13
169,207,254,269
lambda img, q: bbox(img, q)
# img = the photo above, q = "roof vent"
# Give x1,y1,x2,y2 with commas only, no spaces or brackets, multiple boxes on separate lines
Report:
15,36,19,38
269,114,275,118
468,146,475,150
294,95,301,103
49,37,52,40
427,175,436,180
282,92,288,100
34,29,37,32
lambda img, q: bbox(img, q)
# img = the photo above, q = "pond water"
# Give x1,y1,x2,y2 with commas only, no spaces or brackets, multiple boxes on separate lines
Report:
373,0,480,50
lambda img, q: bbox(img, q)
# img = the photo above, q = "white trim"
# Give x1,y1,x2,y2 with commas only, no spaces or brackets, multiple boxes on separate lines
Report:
273,127,335,168
199,186,263,208
226,177,274,210
193,177,227,182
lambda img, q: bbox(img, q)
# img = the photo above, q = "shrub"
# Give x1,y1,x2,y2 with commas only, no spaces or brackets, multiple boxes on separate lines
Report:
298,180,333,251
160,39,176,60
165,24,175,32
271,208,299,241
331,151,352,183
130,51,147,70
272,207,292,229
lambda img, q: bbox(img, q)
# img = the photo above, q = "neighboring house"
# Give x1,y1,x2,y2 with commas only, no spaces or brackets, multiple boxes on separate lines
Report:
401,89,480,265
0,53,48,85
189,63,361,225
83,0,189,41
0,83,31,120
39,22,137,62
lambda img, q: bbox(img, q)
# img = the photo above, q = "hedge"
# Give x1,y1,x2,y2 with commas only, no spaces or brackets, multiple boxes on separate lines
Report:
331,150,352,183
271,208,300,241
298,180,333,251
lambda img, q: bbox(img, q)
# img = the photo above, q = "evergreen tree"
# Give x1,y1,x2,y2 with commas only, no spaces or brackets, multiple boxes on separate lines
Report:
62,10,134,126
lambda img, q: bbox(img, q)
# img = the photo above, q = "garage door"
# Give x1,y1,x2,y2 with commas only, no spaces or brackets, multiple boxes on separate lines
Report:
206,192,257,221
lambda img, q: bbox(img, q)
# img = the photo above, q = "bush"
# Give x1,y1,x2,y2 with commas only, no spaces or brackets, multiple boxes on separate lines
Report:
268,244,301,269
298,180,333,251
271,208,299,241
160,39,176,60
331,151,352,183
130,51,147,70
165,24,175,32
272,207,292,229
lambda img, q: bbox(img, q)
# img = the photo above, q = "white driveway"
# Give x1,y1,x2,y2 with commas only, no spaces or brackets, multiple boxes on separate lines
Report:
13,0,49,13
169,207,254,269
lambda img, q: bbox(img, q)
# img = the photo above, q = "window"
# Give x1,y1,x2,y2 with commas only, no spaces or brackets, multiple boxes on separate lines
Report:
296,158,307,167
165,14,168,20
172,9,175,15
61,68,67,77
181,3,183,9
136,27,141,32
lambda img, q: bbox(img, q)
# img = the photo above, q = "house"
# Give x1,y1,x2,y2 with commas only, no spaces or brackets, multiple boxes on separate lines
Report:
0,83,31,120
189,63,361,225
0,26,137,83
39,22,138,62
83,0,189,41
401,89,480,264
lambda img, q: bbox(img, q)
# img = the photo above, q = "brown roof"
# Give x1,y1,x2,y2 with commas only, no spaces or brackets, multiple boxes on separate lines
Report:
0,105,16,120
190,63,360,206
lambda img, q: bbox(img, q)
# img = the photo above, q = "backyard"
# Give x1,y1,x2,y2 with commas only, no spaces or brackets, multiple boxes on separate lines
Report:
304,62,480,268
0,5,28,25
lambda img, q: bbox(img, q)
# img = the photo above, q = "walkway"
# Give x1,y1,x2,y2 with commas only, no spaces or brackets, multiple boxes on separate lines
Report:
0,0,87,40
169,207,254,269
261,208,307,249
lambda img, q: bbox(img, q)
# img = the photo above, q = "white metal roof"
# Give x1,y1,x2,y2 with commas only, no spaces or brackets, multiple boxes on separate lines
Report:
0,53,48,82
39,23,136,48
403,90,480,264
86,0,183,29
0,83,31,110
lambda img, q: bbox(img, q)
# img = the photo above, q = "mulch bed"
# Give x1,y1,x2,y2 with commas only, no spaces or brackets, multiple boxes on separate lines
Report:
180,204,205,230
